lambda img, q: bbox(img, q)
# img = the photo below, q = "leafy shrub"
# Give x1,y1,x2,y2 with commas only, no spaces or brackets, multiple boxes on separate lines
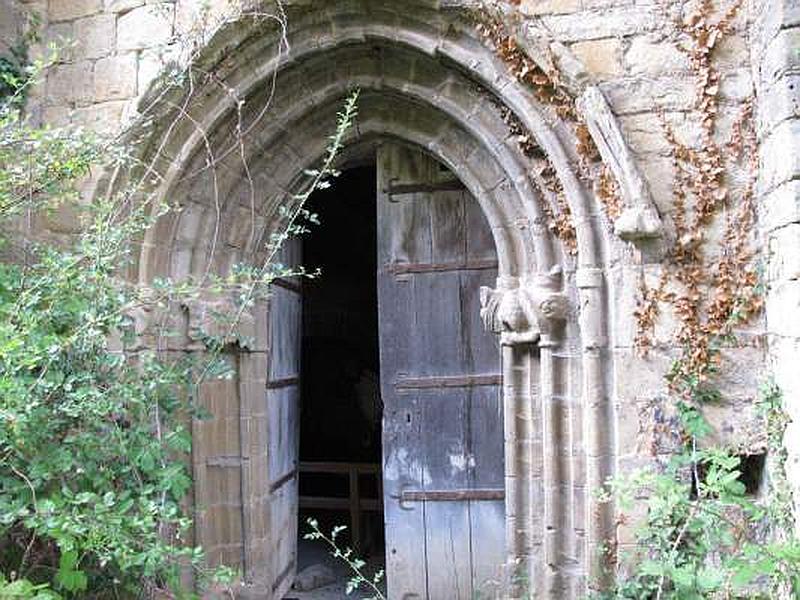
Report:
0,62,203,598
600,391,800,599
0,34,360,593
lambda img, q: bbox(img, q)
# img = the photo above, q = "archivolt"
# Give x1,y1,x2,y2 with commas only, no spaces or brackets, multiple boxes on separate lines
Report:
120,1,629,597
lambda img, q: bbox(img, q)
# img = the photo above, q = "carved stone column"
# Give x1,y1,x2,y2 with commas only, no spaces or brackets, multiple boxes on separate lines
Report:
481,268,569,597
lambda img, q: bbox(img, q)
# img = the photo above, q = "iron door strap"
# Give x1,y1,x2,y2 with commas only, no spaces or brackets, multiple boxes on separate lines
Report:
384,176,466,201
398,488,505,506
393,374,502,391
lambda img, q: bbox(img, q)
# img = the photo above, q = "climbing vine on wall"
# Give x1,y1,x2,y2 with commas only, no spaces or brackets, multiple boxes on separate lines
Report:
633,0,761,397
473,10,581,255
473,0,800,597
472,7,626,257
607,0,798,596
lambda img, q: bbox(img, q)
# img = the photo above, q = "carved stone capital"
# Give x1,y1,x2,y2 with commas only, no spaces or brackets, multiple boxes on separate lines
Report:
480,268,569,346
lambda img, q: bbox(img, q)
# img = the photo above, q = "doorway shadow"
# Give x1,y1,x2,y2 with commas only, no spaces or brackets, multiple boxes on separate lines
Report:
290,165,385,599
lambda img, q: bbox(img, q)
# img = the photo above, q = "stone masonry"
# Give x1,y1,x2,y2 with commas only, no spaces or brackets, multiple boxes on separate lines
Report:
1,0,799,597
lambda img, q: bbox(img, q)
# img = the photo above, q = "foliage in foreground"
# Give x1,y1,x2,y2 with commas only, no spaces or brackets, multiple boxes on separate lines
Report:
597,384,800,600
0,36,360,597
304,518,386,600
0,62,204,598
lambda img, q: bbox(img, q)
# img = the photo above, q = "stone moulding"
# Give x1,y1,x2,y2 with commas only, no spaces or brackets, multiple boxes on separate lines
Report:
112,1,624,597
576,87,663,241
513,21,664,242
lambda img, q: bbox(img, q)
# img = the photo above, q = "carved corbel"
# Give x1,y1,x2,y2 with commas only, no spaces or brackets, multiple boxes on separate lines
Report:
480,281,541,346
480,267,569,346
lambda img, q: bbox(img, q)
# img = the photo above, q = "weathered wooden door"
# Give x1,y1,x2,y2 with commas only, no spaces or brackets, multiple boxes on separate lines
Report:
377,143,505,599
265,239,302,599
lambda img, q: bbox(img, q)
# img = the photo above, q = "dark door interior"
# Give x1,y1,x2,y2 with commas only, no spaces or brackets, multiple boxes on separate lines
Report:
295,165,386,595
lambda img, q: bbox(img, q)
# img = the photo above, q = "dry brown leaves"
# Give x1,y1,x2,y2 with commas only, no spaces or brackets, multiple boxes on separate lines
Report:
597,165,623,221
475,14,575,120
634,0,759,396
475,10,624,253
538,161,578,255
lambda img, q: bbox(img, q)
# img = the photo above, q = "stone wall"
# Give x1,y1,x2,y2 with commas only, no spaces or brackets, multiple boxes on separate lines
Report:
754,0,800,523
0,0,27,57
8,0,799,596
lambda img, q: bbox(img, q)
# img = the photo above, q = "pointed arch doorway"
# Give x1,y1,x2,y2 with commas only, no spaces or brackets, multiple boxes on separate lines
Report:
128,3,640,597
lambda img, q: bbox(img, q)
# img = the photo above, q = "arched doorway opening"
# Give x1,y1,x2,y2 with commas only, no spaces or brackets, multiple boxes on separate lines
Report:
290,146,504,598
124,2,647,596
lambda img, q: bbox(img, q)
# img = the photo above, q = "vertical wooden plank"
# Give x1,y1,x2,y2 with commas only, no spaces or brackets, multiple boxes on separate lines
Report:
459,269,501,375
378,144,433,267
412,271,463,377
267,286,301,381
464,190,498,262
378,144,429,599
468,385,506,595
420,388,473,600
265,240,302,599
382,395,427,599
430,189,466,265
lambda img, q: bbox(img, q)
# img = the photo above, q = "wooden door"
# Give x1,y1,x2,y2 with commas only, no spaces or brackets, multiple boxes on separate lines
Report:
377,144,505,600
265,239,302,599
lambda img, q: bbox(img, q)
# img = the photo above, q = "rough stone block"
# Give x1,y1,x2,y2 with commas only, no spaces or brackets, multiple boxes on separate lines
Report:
757,73,800,138
760,26,800,89
768,223,800,283
625,35,689,76
73,99,128,133
636,155,677,215
569,38,622,79
607,265,646,348
612,350,672,403
619,111,698,156
715,34,749,70
104,0,144,13
719,68,754,102
93,53,137,100
43,21,75,62
40,104,72,127
537,7,662,42
0,0,24,45
755,0,800,52
715,347,765,399
137,44,181,94
600,76,695,114
117,5,173,51
74,14,115,59
759,118,800,193
760,180,800,232
766,280,800,338
700,398,762,449
46,61,93,105
49,0,102,22
770,335,800,398
520,0,581,15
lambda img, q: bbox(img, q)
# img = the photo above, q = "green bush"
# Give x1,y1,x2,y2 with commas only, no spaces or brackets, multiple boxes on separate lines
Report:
0,41,359,594
0,60,202,598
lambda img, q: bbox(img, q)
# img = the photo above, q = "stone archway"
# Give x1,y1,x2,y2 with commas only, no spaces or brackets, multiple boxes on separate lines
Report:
116,2,661,597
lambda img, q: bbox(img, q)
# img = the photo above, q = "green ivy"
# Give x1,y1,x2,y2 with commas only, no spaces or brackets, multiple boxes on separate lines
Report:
599,384,800,599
